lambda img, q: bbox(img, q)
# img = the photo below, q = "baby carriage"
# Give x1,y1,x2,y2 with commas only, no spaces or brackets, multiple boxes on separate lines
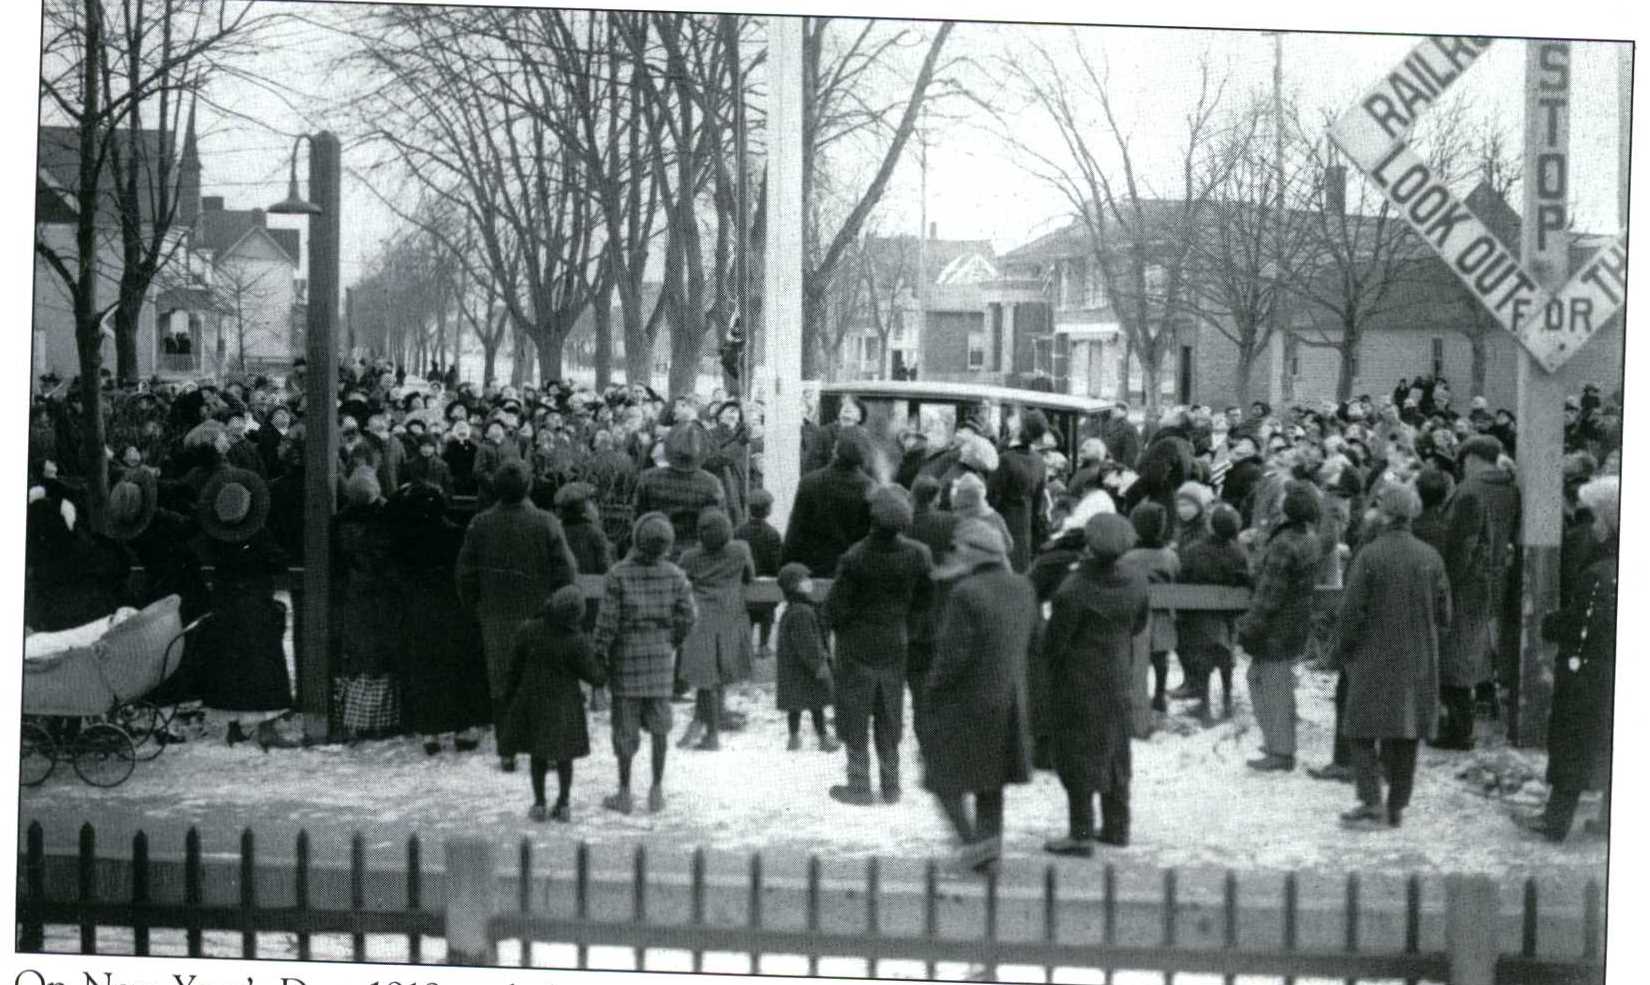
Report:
21,594,209,788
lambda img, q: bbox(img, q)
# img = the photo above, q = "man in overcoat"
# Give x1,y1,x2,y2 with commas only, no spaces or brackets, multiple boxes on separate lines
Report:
1042,513,1148,855
1237,484,1322,771
783,427,874,577
457,459,579,771
1334,482,1451,830
921,520,1036,875
824,485,933,804
991,409,1051,572
633,422,726,560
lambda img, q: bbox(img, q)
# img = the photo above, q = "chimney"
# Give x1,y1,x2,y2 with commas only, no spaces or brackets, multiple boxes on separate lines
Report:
929,222,937,240
1324,164,1346,216
202,195,225,212
251,207,266,228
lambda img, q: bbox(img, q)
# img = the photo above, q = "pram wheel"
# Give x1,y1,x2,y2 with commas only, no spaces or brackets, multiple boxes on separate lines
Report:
115,701,165,761
71,723,135,787
21,721,56,787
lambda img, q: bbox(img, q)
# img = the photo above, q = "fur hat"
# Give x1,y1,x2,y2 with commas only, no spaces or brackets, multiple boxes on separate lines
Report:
1175,481,1215,513
1208,503,1242,541
1578,476,1620,535
545,584,586,628
1083,513,1137,565
197,467,270,543
104,469,157,541
869,484,914,532
697,507,733,550
1282,482,1322,526
493,459,532,504
632,511,674,561
778,561,813,598
344,470,382,507
952,471,989,514
957,432,1000,473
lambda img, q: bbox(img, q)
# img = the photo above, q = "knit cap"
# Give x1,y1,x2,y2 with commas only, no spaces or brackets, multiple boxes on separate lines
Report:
952,471,988,513
778,561,812,597
698,507,732,550
632,511,674,560
545,584,586,628
1129,501,1169,549
1209,503,1242,541
869,484,914,532
1375,481,1422,522
1084,513,1136,565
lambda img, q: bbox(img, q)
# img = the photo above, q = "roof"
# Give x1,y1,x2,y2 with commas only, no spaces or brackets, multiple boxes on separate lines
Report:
37,125,178,226
819,379,1110,415
1002,200,1193,265
197,208,300,265
156,285,228,313
863,234,995,287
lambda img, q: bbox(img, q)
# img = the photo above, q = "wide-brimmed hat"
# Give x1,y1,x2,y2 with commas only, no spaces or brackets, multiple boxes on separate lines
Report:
105,469,158,541
197,467,270,542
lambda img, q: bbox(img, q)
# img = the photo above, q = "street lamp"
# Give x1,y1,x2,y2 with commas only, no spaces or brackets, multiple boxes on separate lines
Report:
268,131,341,743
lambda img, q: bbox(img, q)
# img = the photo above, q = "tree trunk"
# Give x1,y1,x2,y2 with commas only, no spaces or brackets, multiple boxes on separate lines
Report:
593,283,614,389
801,284,828,380
1336,321,1360,402
535,329,563,383
1139,343,1164,417
482,337,499,388
1116,336,1132,405
1232,345,1254,410
114,304,141,385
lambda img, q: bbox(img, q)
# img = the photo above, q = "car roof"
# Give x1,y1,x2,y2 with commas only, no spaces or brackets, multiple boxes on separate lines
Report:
818,380,1110,415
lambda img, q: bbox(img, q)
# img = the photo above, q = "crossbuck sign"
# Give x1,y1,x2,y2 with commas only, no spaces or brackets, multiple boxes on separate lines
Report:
1328,37,1627,373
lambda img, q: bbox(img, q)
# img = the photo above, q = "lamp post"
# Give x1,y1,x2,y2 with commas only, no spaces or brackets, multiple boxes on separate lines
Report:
270,131,340,742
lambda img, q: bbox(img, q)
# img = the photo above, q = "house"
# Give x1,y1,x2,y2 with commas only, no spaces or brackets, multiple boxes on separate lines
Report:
192,196,302,375
981,178,1624,412
34,119,201,386
841,230,997,381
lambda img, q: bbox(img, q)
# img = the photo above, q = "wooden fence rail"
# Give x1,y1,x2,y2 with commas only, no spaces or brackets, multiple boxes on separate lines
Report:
16,822,1603,985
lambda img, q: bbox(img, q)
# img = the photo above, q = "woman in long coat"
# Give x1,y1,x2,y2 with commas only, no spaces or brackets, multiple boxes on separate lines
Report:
499,585,607,822
991,411,1051,572
390,484,492,754
1041,514,1149,854
335,473,401,688
675,508,755,750
921,520,1036,873
1334,483,1451,829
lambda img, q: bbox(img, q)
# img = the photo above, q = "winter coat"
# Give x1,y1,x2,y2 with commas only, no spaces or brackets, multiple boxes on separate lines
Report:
677,541,755,688
734,519,783,576
334,502,402,676
776,594,833,711
991,445,1049,572
1545,537,1616,792
472,440,524,507
456,500,579,701
393,511,492,736
24,503,128,633
1438,469,1521,687
1176,536,1250,652
1025,530,1086,744
498,616,606,760
1130,427,1195,524
703,424,750,527
782,462,873,577
921,562,1036,796
633,466,726,559
1336,527,1451,740
563,517,614,576
402,453,453,499
825,530,933,670
1220,457,1265,524
194,531,292,712
1119,545,1179,653
1100,417,1141,470
1412,504,1450,558
1043,556,1149,793
443,439,479,496
1236,520,1321,661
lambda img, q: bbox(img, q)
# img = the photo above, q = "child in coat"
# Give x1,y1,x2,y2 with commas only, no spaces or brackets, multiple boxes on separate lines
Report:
775,562,839,751
736,488,784,659
1121,501,1180,713
500,585,607,822
676,508,755,751
1175,504,1251,721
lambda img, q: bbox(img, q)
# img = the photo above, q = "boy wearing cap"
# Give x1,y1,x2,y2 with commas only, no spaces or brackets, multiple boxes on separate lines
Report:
734,488,784,659
775,562,838,751
592,512,698,814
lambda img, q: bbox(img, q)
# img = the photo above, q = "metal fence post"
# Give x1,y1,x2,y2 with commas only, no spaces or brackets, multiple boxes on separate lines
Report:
446,837,498,965
1445,874,1500,985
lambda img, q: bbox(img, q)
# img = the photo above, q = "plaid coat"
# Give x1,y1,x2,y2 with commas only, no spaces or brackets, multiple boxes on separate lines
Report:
592,554,697,698
634,466,725,558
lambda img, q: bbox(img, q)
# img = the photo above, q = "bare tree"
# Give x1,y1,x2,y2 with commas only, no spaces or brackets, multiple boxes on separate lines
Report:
213,257,278,372
858,231,917,379
995,33,1237,414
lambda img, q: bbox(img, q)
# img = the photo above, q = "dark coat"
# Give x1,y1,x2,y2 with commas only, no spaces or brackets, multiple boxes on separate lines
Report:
563,517,614,576
1220,457,1265,525
1545,537,1616,791
125,509,212,706
334,502,401,676
393,510,492,736
1025,530,1085,744
1438,469,1521,687
734,518,783,576
991,445,1048,572
498,616,606,760
1100,416,1141,470
921,563,1036,796
1176,536,1250,652
1236,520,1321,661
456,500,579,701
1043,557,1149,793
783,462,873,577
776,595,833,711
195,532,292,712
677,541,755,688
1120,545,1179,653
824,531,933,669
443,439,479,496
402,453,453,499
1336,527,1451,740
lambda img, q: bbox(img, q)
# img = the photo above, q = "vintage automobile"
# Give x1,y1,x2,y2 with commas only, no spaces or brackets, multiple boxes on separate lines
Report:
814,379,1112,467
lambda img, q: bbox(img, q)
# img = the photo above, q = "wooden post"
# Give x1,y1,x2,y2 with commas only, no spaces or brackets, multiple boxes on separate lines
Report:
1444,874,1500,985
445,838,498,965
763,16,804,534
1512,41,1572,746
299,132,342,742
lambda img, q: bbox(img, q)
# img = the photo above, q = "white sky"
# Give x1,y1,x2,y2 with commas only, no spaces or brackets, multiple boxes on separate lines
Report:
152,7,1632,282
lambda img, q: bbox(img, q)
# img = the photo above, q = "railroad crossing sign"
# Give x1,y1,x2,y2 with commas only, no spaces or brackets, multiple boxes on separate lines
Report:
1328,36,1627,373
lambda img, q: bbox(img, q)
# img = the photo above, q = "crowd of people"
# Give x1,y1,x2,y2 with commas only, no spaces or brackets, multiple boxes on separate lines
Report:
23,360,1620,871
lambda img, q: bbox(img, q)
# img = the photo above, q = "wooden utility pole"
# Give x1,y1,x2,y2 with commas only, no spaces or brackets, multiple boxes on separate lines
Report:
1512,42,1572,745
763,17,804,534
1266,31,1287,411
916,109,928,380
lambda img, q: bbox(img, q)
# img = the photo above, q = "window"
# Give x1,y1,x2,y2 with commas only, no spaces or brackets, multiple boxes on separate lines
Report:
1144,264,1168,298
1085,260,1106,308
967,332,987,370
1033,337,1054,376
